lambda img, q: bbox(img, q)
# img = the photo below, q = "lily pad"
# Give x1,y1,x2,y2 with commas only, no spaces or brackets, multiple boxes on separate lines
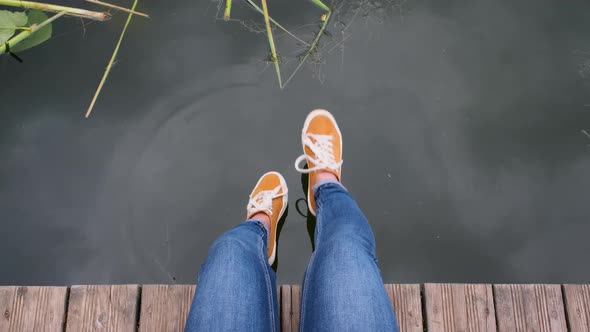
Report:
0,10,27,44
11,10,52,52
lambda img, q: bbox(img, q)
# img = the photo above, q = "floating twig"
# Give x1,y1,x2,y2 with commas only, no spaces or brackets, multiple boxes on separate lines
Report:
85,0,138,118
282,10,332,88
85,0,149,18
0,0,110,21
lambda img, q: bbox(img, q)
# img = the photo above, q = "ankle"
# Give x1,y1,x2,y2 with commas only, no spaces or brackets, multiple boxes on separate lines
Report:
313,171,338,186
251,212,271,232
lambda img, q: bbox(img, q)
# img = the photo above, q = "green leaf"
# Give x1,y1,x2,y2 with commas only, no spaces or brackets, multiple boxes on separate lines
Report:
11,10,52,53
0,10,27,44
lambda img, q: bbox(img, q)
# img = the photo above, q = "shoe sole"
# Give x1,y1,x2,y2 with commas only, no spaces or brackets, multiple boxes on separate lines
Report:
300,109,343,216
259,171,288,266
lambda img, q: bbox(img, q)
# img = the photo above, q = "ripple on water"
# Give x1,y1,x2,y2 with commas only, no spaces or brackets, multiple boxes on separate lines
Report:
92,65,287,281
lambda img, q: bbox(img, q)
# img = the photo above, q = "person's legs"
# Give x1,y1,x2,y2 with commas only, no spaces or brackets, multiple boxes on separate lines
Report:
185,172,288,332
299,182,398,331
295,109,398,331
184,220,278,331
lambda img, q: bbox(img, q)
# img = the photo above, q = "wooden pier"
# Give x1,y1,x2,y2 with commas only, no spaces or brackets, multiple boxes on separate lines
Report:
0,284,588,331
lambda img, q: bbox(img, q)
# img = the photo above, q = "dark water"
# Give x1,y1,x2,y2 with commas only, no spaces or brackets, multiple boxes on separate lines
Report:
1,0,590,285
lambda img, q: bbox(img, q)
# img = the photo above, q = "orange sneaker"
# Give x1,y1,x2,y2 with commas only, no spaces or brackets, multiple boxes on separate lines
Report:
294,109,343,216
246,171,288,266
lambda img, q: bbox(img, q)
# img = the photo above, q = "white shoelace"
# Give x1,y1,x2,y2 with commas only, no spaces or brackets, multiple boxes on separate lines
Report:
247,185,287,217
295,133,343,173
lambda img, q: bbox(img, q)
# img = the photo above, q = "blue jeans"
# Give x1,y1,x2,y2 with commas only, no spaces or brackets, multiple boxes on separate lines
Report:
185,182,399,331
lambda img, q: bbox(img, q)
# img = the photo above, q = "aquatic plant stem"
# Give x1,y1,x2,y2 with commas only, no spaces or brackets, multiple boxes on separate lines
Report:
0,11,65,55
85,0,149,18
243,0,309,46
310,0,330,11
224,0,232,21
0,26,31,31
85,0,138,118
0,0,110,21
260,0,282,87
282,10,331,88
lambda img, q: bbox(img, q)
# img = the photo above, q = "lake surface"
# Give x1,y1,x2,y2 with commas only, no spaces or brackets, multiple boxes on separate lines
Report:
1,0,590,285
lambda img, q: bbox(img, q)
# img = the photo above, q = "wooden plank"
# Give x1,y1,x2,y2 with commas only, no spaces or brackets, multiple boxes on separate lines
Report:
425,283,496,332
385,284,423,332
139,284,195,332
0,287,13,332
66,284,139,332
281,285,293,332
0,286,67,332
563,284,590,332
291,285,301,331
494,284,567,332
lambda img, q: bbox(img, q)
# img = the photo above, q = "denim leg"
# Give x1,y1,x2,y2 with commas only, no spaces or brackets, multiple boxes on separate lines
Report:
185,220,279,332
299,183,399,332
